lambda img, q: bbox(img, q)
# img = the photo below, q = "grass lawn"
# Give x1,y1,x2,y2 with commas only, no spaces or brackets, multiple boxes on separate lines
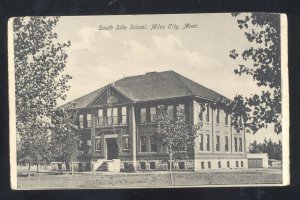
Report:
17,168,283,189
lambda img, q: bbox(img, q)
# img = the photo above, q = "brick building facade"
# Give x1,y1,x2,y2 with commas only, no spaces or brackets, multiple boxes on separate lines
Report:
60,71,247,171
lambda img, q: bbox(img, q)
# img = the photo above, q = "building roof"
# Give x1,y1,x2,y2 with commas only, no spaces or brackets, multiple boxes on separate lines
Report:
61,70,229,109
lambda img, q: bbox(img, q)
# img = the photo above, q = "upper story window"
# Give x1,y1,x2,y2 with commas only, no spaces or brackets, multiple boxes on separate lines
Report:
206,105,210,122
177,104,185,112
140,108,147,124
239,138,243,152
167,105,174,119
112,107,118,125
239,117,244,130
199,105,203,121
225,136,229,152
140,136,147,152
121,107,127,125
87,114,92,128
107,108,112,126
216,109,220,124
216,135,220,151
150,107,156,123
199,134,203,151
79,115,84,128
206,134,210,151
150,136,158,152
225,113,229,126
97,109,104,127
234,137,238,152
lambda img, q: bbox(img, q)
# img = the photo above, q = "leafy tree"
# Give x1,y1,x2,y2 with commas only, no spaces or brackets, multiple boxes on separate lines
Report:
17,126,51,173
14,17,71,172
50,108,79,175
155,105,200,186
249,138,282,160
228,13,281,134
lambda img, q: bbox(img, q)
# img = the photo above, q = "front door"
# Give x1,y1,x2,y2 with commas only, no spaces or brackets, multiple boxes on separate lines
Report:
106,138,118,160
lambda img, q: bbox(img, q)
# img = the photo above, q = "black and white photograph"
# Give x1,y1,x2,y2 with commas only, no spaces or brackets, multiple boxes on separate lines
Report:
8,13,289,189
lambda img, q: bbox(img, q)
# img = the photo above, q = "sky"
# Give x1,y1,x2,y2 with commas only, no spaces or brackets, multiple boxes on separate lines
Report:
53,13,282,144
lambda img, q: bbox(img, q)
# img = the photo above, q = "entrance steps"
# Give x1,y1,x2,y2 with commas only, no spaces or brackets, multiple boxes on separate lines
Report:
92,159,120,172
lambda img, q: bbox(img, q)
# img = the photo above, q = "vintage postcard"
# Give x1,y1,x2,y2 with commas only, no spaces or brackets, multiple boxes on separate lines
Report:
8,13,289,189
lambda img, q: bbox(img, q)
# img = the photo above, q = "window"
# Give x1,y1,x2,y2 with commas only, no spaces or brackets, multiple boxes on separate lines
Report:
206,135,210,151
150,136,157,152
95,137,101,152
199,111,203,121
236,161,239,167
150,107,156,123
150,162,156,170
87,114,92,128
239,138,243,152
121,107,127,125
199,105,203,121
216,109,220,124
241,161,244,168
178,162,185,170
234,137,238,152
225,113,229,126
107,108,112,125
140,108,147,124
218,161,221,168
227,161,230,168
201,162,205,169
177,104,185,116
167,105,174,119
97,109,104,127
206,105,210,122
87,140,92,154
178,104,185,111
140,136,147,152
199,134,204,151
208,161,211,169
112,107,118,125
79,115,84,128
225,136,229,152
140,162,146,170
122,136,129,150
216,135,220,151
123,162,129,169
239,117,243,129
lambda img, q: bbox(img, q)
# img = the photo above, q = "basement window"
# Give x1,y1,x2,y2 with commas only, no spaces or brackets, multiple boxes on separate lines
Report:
140,162,146,170
150,162,156,170
201,162,205,169
208,161,211,169
178,162,185,170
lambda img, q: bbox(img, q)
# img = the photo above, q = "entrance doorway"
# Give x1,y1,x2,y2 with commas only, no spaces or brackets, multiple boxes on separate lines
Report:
106,138,118,160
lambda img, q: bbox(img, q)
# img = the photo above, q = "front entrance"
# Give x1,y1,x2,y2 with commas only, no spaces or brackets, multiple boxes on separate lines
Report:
106,138,119,160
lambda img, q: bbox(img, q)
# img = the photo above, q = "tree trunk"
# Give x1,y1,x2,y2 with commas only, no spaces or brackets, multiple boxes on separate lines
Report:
36,163,39,174
71,157,74,177
28,163,31,177
169,150,174,186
